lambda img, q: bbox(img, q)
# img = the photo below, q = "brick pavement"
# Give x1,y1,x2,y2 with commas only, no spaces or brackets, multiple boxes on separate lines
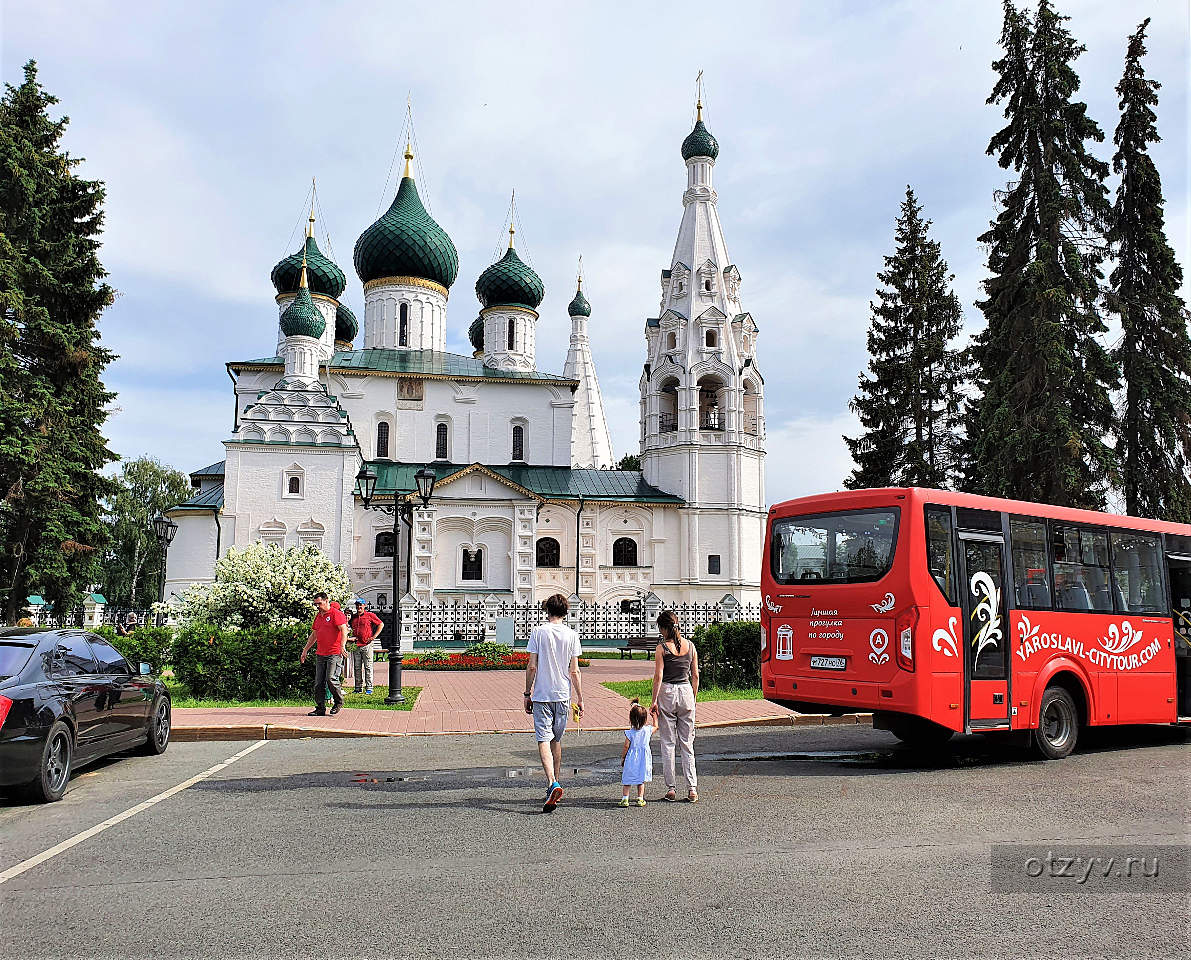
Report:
172,658,867,740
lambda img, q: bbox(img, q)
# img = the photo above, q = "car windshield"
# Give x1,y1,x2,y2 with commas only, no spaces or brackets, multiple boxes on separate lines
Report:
771,508,900,584
0,643,35,680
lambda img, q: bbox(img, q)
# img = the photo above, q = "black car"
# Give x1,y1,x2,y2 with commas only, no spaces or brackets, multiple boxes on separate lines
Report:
0,628,172,802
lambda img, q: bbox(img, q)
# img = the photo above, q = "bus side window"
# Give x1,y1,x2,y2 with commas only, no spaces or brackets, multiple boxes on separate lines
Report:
924,507,955,605
1052,524,1113,612
1110,531,1166,615
1010,518,1051,609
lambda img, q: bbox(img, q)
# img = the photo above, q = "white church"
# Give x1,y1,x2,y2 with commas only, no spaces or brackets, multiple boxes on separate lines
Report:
165,99,767,610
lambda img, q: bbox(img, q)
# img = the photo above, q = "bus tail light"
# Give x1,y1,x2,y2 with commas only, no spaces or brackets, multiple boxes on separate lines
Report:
895,607,918,672
0,695,11,733
760,622,771,662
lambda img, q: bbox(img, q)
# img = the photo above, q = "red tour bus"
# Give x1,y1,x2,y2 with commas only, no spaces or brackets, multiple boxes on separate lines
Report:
761,488,1191,758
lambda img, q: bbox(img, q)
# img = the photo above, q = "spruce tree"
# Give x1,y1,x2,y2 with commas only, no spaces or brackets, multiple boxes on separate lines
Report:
0,61,117,621
1108,19,1191,522
845,187,965,489
966,0,1118,508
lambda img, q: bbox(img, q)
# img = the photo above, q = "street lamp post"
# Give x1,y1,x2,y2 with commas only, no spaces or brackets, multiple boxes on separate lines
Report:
151,514,179,607
355,465,436,704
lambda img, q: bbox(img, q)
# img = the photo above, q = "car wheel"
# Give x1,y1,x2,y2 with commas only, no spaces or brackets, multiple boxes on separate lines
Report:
27,721,73,803
142,696,171,755
888,714,954,748
1033,685,1079,760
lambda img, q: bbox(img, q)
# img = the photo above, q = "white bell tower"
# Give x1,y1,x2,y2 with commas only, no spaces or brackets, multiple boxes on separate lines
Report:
639,96,766,601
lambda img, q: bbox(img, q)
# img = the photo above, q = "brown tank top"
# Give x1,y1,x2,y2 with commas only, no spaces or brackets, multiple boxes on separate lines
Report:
661,641,691,684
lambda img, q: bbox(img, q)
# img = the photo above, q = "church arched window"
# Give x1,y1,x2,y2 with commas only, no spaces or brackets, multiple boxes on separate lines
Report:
666,332,676,351
705,329,718,348
461,547,484,581
536,537,561,568
435,422,449,460
376,421,390,459
287,476,300,495
399,303,409,347
511,424,524,462
375,532,395,557
612,537,638,567
507,317,516,351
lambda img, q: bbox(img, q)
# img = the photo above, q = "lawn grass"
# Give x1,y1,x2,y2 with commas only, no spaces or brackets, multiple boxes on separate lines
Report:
601,679,762,706
166,681,421,711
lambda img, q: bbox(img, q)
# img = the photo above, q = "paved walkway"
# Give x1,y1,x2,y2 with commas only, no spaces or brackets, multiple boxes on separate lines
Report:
172,657,869,740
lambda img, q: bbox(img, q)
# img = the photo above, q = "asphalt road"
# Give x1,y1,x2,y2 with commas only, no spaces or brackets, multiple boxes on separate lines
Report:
1,725,1188,960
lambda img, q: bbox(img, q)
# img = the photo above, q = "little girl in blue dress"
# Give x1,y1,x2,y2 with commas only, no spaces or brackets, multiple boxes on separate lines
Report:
619,699,653,806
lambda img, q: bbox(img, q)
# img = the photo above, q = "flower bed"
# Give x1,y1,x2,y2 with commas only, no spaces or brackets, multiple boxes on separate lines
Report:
401,653,592,671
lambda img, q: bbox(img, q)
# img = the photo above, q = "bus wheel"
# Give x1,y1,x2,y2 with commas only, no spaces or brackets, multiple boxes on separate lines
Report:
1033,685,1079,760
887,715,953,748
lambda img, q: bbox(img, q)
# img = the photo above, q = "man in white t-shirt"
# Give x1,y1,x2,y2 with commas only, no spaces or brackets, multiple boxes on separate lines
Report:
523,593,584,812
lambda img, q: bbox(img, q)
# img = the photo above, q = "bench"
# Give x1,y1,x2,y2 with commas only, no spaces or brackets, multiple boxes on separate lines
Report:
619,636,656,660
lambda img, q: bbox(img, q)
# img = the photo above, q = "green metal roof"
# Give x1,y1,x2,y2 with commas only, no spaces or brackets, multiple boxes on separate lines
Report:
87,593,107,604
172,483,225,511
353,177,459,289
335,302,358,343
279,283,326,339
190,461,226,478
231,348,576,385
271,235,347,299
476,246,545,311
363,461,683,504
681,119,719,161
567,286,590,318
26,595,45,606
645,317,660,328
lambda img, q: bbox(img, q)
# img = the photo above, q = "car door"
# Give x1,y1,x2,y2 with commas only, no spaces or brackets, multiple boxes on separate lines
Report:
89,637,152,742
49,633,110,755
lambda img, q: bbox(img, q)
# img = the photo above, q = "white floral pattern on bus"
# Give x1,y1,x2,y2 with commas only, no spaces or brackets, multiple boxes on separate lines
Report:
932,617,958,658
870,592,895,614
970,571,1002,667
1097,620,1145,655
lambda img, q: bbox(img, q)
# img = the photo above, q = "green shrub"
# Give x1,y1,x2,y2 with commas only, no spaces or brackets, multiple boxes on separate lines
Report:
171,621,314,700
463,640,512,664
691,620,760,689
95,625,174,675
418,648,451,664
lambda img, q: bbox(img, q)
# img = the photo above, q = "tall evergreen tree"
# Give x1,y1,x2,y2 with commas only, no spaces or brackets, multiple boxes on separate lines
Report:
845,187,966,489
1108,19,1191,522
0,61,117,621
966,0,1118,508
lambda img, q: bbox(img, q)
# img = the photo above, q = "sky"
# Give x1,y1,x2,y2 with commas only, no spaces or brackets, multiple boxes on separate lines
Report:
3,0,1188,507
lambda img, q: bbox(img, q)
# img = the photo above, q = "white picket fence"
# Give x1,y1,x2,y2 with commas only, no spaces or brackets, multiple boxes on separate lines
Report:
382,594,759,649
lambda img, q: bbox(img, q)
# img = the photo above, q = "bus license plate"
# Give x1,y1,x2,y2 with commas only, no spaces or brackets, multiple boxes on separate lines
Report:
810,655,846,671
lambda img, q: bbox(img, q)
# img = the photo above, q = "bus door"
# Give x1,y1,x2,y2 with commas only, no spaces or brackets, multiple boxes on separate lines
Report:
1169,553,1191,717
958,531,1010,729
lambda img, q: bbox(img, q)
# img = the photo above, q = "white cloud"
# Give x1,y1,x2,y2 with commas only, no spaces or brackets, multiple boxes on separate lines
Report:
764,412,860,506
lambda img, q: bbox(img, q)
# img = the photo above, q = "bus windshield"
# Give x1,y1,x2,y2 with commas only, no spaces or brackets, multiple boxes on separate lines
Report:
771,508,900,584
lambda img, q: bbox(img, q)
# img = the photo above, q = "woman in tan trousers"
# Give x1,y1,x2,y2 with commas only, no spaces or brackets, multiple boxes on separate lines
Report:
650,610,699,802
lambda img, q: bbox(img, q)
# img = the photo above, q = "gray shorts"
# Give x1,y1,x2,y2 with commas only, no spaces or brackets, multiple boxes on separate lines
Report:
532,701,569,743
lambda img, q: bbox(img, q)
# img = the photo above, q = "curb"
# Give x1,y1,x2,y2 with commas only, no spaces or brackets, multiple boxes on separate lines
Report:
171,713,873,742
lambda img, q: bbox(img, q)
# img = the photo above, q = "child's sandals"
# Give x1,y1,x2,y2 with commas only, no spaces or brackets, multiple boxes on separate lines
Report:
663,789,677,802
617,797,630,807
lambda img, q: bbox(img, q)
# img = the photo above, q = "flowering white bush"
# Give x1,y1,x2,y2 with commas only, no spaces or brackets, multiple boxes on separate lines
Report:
174,543,355,628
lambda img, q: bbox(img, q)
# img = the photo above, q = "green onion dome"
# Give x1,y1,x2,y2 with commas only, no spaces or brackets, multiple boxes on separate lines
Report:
681,119,719,161
353,160,459,290
272,233,347,299
567,284,590,318
279,267,326,339
335,302,358,344
468,315,485,352
476,242,545,311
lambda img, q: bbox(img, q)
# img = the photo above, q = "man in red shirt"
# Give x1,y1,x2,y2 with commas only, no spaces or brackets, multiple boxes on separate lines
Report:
300,592,349,716
348,599,384,695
